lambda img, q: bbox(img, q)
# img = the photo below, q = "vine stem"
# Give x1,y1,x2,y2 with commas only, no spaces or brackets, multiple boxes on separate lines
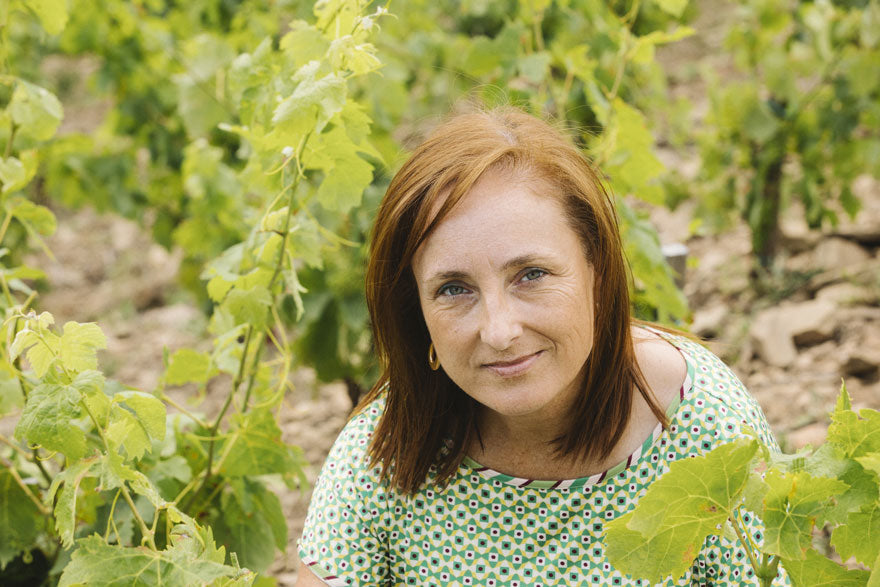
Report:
159,392,209,429
757,551,779,587
0,455,50,515
80,400,156,550
0,210,13,245
729,511,763,579
199,324,253,485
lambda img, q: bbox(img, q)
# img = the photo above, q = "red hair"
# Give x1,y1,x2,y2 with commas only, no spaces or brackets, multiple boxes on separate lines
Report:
359,107,665,493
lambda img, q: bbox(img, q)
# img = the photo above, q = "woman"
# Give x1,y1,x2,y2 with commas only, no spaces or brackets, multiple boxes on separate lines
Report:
296,107,785,585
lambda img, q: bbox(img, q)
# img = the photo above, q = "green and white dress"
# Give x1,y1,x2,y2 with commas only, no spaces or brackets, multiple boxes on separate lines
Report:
298,332,789,586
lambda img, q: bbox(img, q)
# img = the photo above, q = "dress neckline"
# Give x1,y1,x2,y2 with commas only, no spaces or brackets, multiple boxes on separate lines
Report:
461,330,695,490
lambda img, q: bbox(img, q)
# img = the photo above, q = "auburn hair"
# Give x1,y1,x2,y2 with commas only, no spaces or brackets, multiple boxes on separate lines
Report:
358,106,666,494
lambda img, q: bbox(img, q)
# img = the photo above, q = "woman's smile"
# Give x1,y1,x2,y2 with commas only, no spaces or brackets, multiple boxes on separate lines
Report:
482,350,543,377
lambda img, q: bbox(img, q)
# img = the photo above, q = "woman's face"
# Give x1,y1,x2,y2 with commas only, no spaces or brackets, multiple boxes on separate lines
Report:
412,170,596,423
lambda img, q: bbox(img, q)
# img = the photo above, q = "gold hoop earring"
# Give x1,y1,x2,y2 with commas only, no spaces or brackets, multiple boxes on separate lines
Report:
428,342,440,371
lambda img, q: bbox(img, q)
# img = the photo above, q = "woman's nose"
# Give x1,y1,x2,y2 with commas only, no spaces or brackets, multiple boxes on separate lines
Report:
479,291,523,350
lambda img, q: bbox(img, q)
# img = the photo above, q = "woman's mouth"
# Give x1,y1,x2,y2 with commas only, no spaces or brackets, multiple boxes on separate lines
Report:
483,351,542,377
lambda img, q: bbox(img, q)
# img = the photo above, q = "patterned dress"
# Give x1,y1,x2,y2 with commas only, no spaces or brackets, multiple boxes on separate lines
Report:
298,331,789,586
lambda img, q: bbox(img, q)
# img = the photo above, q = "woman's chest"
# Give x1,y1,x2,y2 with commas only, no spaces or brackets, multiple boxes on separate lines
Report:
381,473,687,586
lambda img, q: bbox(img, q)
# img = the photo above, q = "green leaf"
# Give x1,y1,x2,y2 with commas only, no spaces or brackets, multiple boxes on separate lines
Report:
823,461,879,526
23,0,69,35
75,370,110,428
761,470,848,560
165,348,213,385
307,126,375,212
219,407,306,477
605,439,758,583
782,549,871,586
60,322,107,373
828,404,880,459
10,327,58,377
59,533,247,587
8,79,63,142
215,490,276,573
830,503,880,567
517,52,551,84
271,61,346,142
857,453,880,479
47,458,98,548
107,405,153,461
117,392,166,443
0,468,45,569
15,381,86,460
280,21,329,69
652,0,688,18
7,198,57,237
0,151,38,195
222,286,271,329
0,362,23,416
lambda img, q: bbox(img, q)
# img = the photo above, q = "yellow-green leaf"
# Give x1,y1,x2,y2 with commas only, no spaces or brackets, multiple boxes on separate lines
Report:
165,348,213,385
23,0,69,35
59,322,107,373
8,79,63,142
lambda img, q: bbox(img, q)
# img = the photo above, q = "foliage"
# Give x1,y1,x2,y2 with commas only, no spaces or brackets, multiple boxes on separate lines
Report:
605,383,880,586
692,0,880,267
0,0,386,583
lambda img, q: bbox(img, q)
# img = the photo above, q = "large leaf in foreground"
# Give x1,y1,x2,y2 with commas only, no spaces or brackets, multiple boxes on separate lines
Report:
59,534,244,586
830,503,880,567
605,438,758,583
782,549,870,586
761,470,848,560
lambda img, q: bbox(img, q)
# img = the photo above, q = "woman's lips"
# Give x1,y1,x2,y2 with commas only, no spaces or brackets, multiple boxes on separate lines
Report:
483,351,542,377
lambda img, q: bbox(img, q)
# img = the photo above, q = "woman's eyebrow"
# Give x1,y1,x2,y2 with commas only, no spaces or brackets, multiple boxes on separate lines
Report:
501,253,545,271
426,254,549,284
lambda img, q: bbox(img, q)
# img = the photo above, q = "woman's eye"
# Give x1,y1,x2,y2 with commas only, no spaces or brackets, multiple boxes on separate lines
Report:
520,268,547,282
438,284,467,297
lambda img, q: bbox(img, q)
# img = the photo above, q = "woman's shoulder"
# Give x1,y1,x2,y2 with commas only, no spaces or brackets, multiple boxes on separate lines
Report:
320,395,387,478
641,325,781,450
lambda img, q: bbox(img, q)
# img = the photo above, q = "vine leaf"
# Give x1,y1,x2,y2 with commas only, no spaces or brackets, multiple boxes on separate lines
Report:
829,503,880,566
58,532,247,587
0,151,39,195
827,385,880,459
760,470,848,560
8,79,63,142
305,125,375,213
605,438,758,583
781,549,871,586
0,469,46,569
857,453,880,478
14,380,87,460
271,61,346,141
165,349,214,385
22,0,69,35
59,322,108,373
219,407,306,477
11,327,59,378
46,458,98,548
